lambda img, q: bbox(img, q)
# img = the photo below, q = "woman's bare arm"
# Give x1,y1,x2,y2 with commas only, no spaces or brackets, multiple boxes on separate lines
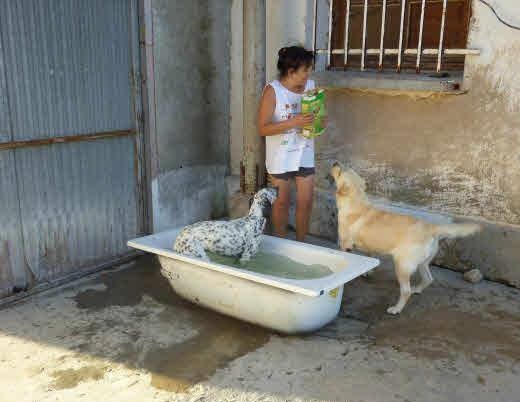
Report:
257,85,314,137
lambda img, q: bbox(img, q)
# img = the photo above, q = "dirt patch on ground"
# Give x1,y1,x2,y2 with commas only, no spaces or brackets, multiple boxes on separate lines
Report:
367,308,520,366
72,257,181,310
144,318,269,392
51,365,106,390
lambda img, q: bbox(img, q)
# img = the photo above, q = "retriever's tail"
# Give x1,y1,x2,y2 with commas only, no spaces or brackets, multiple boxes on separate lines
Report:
432,223,481,239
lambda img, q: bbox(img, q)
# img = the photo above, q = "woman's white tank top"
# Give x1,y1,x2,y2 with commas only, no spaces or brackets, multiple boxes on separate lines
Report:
265,79,315,174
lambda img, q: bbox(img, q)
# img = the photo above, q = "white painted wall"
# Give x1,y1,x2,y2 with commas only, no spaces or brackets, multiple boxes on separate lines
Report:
464,0,520,111
266,0,316,82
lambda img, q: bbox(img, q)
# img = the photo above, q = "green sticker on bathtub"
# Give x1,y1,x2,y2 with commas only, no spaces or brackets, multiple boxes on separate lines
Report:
328,288,339,298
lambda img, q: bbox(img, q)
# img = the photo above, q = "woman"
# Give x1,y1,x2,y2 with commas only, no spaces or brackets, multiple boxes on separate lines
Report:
257,46,324,242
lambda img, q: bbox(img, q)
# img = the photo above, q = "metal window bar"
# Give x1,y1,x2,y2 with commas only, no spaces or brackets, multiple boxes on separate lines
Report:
317,48,479,55
437,0,448,72
312,0,317,56
343,0,351,65
416,0,427,72
361,0,368,71
327,0,334,67
378,0,387,70
321,0,479,73
397,0,406,72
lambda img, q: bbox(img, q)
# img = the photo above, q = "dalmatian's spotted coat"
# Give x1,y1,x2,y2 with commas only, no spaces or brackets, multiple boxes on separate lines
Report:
173,187,278,263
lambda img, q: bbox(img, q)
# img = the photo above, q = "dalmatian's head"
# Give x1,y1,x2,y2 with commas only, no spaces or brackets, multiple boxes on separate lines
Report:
249,187,278,218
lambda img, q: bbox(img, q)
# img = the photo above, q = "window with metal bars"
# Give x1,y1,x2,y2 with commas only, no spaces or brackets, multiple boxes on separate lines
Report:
314,0,477,73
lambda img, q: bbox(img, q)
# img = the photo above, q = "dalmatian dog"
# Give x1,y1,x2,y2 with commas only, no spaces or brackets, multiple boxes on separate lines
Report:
173,187,278,263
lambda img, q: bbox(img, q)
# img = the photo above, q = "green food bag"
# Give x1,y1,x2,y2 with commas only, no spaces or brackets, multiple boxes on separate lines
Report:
301,88,326,139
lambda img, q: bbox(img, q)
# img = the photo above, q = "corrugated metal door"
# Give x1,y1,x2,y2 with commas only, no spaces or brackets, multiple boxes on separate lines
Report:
0,0,147,298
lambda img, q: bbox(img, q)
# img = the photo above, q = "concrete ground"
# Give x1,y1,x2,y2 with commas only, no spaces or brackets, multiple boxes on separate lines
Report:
1,238,520,402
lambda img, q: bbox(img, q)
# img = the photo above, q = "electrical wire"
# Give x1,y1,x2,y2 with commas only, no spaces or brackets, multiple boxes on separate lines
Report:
477,0,520,31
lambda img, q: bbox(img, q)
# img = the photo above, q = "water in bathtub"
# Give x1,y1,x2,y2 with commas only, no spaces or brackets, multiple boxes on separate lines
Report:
206,251,333,279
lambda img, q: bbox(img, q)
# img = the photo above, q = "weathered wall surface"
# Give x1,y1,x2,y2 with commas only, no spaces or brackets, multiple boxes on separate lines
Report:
266,0,520,287
151,0,231,231
229,0,244,176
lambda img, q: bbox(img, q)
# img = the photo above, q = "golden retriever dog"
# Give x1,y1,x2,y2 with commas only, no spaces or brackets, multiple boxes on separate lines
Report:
329,162,481,314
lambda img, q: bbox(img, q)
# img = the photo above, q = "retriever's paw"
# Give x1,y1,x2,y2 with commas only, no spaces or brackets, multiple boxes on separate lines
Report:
386,305,402,315
411,287,423,295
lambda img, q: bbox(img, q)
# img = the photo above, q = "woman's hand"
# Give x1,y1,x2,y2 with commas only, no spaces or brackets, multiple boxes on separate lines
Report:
289,113,315,128
257,85,316,136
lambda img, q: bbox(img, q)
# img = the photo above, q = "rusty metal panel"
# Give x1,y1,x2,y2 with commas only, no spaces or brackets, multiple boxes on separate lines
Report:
14,137,138,281
0,0,145,296
0,31,26,296
0,20,10,143
0,0,133,140
0,151,29,297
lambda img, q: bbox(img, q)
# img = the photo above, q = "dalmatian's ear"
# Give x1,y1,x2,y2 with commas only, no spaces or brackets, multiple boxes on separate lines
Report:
264,186,279,201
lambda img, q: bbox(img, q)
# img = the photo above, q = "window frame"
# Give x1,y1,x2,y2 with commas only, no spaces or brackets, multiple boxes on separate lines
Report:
312,0,477,75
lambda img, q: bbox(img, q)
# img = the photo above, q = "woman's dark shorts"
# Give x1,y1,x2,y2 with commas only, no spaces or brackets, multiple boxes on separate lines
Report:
269,167,315,181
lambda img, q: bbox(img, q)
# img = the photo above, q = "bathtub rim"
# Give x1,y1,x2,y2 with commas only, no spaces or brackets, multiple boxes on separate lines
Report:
127,228,379,298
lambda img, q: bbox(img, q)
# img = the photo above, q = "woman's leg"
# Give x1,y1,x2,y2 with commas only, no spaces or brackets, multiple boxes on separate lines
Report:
269,176,291,238
295,174,314,242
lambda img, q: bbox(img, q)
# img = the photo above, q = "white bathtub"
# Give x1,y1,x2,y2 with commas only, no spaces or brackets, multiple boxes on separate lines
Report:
128,229,379,334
